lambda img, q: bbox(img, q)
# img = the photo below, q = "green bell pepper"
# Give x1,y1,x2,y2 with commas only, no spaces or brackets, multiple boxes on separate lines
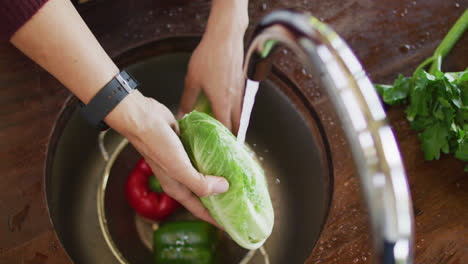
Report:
153,221,219,264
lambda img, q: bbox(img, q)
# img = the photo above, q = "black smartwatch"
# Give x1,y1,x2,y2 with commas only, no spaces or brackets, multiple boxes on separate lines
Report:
79,70,138,130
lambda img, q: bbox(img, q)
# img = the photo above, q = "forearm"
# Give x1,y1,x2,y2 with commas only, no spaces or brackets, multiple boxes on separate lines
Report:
9,0,143,136
8,0,230,221
10,0,118,104
206,0,249,37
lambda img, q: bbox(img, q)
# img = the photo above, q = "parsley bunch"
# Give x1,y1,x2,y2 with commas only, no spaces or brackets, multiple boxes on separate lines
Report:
376,9,468,168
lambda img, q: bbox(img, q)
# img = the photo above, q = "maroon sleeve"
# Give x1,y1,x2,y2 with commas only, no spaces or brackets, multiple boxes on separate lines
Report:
0,0,49,41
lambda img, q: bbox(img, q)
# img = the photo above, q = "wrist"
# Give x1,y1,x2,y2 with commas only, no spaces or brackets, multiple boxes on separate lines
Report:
104,89,148,138
206,0,249,37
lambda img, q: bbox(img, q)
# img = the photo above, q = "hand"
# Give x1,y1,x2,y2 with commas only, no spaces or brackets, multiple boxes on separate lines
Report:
106,91,229,226
9,0,238,227
178,0,249,133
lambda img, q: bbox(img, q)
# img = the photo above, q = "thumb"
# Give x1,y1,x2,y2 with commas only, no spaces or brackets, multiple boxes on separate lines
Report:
204,175,230,196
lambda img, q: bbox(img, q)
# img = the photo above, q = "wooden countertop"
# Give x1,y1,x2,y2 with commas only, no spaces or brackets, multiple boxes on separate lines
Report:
1,0,467,263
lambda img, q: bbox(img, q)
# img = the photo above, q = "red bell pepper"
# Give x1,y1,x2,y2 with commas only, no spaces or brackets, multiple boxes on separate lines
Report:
125,158,180,220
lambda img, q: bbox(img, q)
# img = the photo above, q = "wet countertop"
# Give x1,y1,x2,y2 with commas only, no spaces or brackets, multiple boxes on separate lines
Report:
1,0,467,263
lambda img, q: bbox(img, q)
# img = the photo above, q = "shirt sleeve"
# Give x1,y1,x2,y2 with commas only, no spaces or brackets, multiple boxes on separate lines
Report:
0,0,49,41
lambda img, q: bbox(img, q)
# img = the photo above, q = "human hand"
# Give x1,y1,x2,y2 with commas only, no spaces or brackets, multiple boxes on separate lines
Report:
105,91,229,226
9,0,237,227
178,0,249,133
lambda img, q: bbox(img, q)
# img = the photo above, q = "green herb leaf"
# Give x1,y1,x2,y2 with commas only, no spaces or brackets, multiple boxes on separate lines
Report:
419,122,450,160
376,69,468,163
375,74,411,105
405,70,436,121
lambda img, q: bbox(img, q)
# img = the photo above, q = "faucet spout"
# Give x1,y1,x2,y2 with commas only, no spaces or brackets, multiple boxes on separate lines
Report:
244,10,414,264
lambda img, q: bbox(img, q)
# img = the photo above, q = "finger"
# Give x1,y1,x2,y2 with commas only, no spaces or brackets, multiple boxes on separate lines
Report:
231,78,245,136
143,122,229,197
153,170,222,228
178,75,201,119
172,167,230,198
210,96,232,131
173,189,221,228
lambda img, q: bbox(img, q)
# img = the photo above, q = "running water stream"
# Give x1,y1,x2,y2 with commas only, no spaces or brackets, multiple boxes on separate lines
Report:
237,79,260,144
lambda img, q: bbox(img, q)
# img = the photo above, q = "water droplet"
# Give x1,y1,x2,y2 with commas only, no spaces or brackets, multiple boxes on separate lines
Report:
253,143,257,147
319,246,324,250
302,68,308,75
352,226,358,230
259,156,264,161
455,2,460,7
332,237,337,241
362,256,367,261
353,258,359,263
327,244,332,248
275,178,281,184
399,44,411,53
262,3,267,10
282,49,288,55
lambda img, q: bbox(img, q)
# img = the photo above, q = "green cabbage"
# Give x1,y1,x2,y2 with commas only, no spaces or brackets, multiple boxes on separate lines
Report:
179,111,274,250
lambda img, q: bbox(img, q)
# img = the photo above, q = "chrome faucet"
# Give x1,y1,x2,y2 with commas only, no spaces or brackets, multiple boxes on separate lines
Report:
244,10,414,264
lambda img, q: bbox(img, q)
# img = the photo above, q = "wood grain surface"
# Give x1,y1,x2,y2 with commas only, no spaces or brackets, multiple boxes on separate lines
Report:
1,0,467,263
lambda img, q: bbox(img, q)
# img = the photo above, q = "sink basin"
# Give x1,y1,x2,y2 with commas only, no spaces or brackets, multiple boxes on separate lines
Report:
45,38,333,264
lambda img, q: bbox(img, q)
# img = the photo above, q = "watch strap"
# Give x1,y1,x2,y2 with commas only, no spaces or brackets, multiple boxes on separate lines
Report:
79,70,138,130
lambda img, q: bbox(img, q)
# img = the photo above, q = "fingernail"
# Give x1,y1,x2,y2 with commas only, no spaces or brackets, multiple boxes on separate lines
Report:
211,178,229,194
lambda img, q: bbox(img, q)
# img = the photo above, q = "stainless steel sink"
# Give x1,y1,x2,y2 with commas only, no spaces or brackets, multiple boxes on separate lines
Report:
45,41,333,264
